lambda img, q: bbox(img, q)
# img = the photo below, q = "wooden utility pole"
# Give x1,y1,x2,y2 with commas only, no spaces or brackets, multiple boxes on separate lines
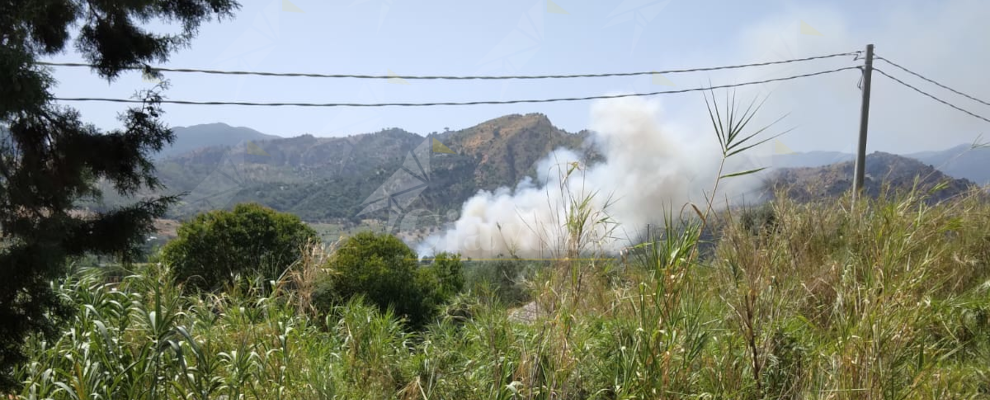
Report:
852,44,874,205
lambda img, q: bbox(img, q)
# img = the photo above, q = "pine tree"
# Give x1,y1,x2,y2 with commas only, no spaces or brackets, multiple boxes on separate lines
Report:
0,0,239,389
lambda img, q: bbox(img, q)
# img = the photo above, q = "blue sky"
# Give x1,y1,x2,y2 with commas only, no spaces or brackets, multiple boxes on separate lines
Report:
43,0,990,154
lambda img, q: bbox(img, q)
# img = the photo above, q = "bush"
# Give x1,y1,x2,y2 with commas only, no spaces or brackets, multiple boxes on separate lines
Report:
161,203,318,291
739,202,778,236
419,252,466,310
463,257,533,307
313,232,463,328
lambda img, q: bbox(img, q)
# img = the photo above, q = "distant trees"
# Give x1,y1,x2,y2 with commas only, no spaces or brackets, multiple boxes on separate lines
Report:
161,203,317,291
313,232,463,327
0,0,239,390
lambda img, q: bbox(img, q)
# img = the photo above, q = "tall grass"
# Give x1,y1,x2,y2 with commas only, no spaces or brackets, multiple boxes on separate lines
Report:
12,92,990,398
11,187,990,399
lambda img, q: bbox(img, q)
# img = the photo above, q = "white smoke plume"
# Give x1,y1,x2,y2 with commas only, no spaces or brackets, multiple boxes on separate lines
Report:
417,96,765,258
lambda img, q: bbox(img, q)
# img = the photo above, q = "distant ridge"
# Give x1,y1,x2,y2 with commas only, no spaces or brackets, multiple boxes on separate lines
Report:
157,123,279,159
86,119,988,222
907,144,990,186
766,143,990,186
767,152,975,203
95,114,592,221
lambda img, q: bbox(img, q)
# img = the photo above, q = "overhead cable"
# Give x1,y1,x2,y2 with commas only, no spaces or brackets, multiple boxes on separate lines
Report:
54,67,859,108
874,68,990,124
37,51,861,81
875,55,990,108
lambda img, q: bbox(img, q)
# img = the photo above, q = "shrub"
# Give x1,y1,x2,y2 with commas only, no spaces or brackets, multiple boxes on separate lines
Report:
419,252,466,309
313,232,464,327
464,257,532,307
739,202,778,236
161,203,318,291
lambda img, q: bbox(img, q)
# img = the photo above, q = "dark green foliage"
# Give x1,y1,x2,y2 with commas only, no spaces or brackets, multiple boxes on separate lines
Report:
161,203,317,291
0,0,239,390
762,326,807,398
419,252,465,309
314,232,421,323
463,258,533,307
313,232,464,328
739,203,778,236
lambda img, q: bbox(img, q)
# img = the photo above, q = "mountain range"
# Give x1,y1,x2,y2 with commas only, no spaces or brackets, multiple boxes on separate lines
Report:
155,123,279,159
95,115,596,221
907,144,990,186
768,144,990,185
766,151,975,203
85,118,986,222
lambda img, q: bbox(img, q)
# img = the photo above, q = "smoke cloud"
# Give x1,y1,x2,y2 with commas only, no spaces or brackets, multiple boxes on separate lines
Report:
417,96,764,258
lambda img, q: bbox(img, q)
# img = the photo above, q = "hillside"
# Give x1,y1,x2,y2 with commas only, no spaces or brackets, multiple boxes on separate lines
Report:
908,144,990,185
87,119,984,223
88,114,595,221
434,113,592,188
418,114,596,215
767,151,974,202
767,144,990,185
156,123,280,159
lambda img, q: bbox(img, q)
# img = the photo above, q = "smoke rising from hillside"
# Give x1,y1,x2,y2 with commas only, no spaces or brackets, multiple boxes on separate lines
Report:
416,97,763,258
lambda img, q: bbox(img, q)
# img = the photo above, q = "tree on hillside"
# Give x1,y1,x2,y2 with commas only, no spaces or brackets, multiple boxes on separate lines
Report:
161,203,318,291
0,0,239,390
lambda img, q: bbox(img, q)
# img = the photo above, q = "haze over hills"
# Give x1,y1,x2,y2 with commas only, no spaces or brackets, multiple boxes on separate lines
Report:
907,144,990,186
87,116,984,224
156,123,279,159
769,151,854,169
766,152,975,203
768,144,990,185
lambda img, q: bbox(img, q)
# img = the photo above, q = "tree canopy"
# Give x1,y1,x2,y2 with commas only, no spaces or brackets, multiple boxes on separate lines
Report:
0,0,239,390
161,203,318,291
314,232,465,328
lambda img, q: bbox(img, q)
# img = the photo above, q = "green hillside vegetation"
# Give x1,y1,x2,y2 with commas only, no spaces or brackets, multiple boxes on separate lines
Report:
14,188,990,399
83,115,598,222
85,115,985,234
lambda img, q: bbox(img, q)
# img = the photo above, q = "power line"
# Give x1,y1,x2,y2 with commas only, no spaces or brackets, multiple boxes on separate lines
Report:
36,51,860,81
874,68,990,124
875,55,990,108
53,66,859,108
